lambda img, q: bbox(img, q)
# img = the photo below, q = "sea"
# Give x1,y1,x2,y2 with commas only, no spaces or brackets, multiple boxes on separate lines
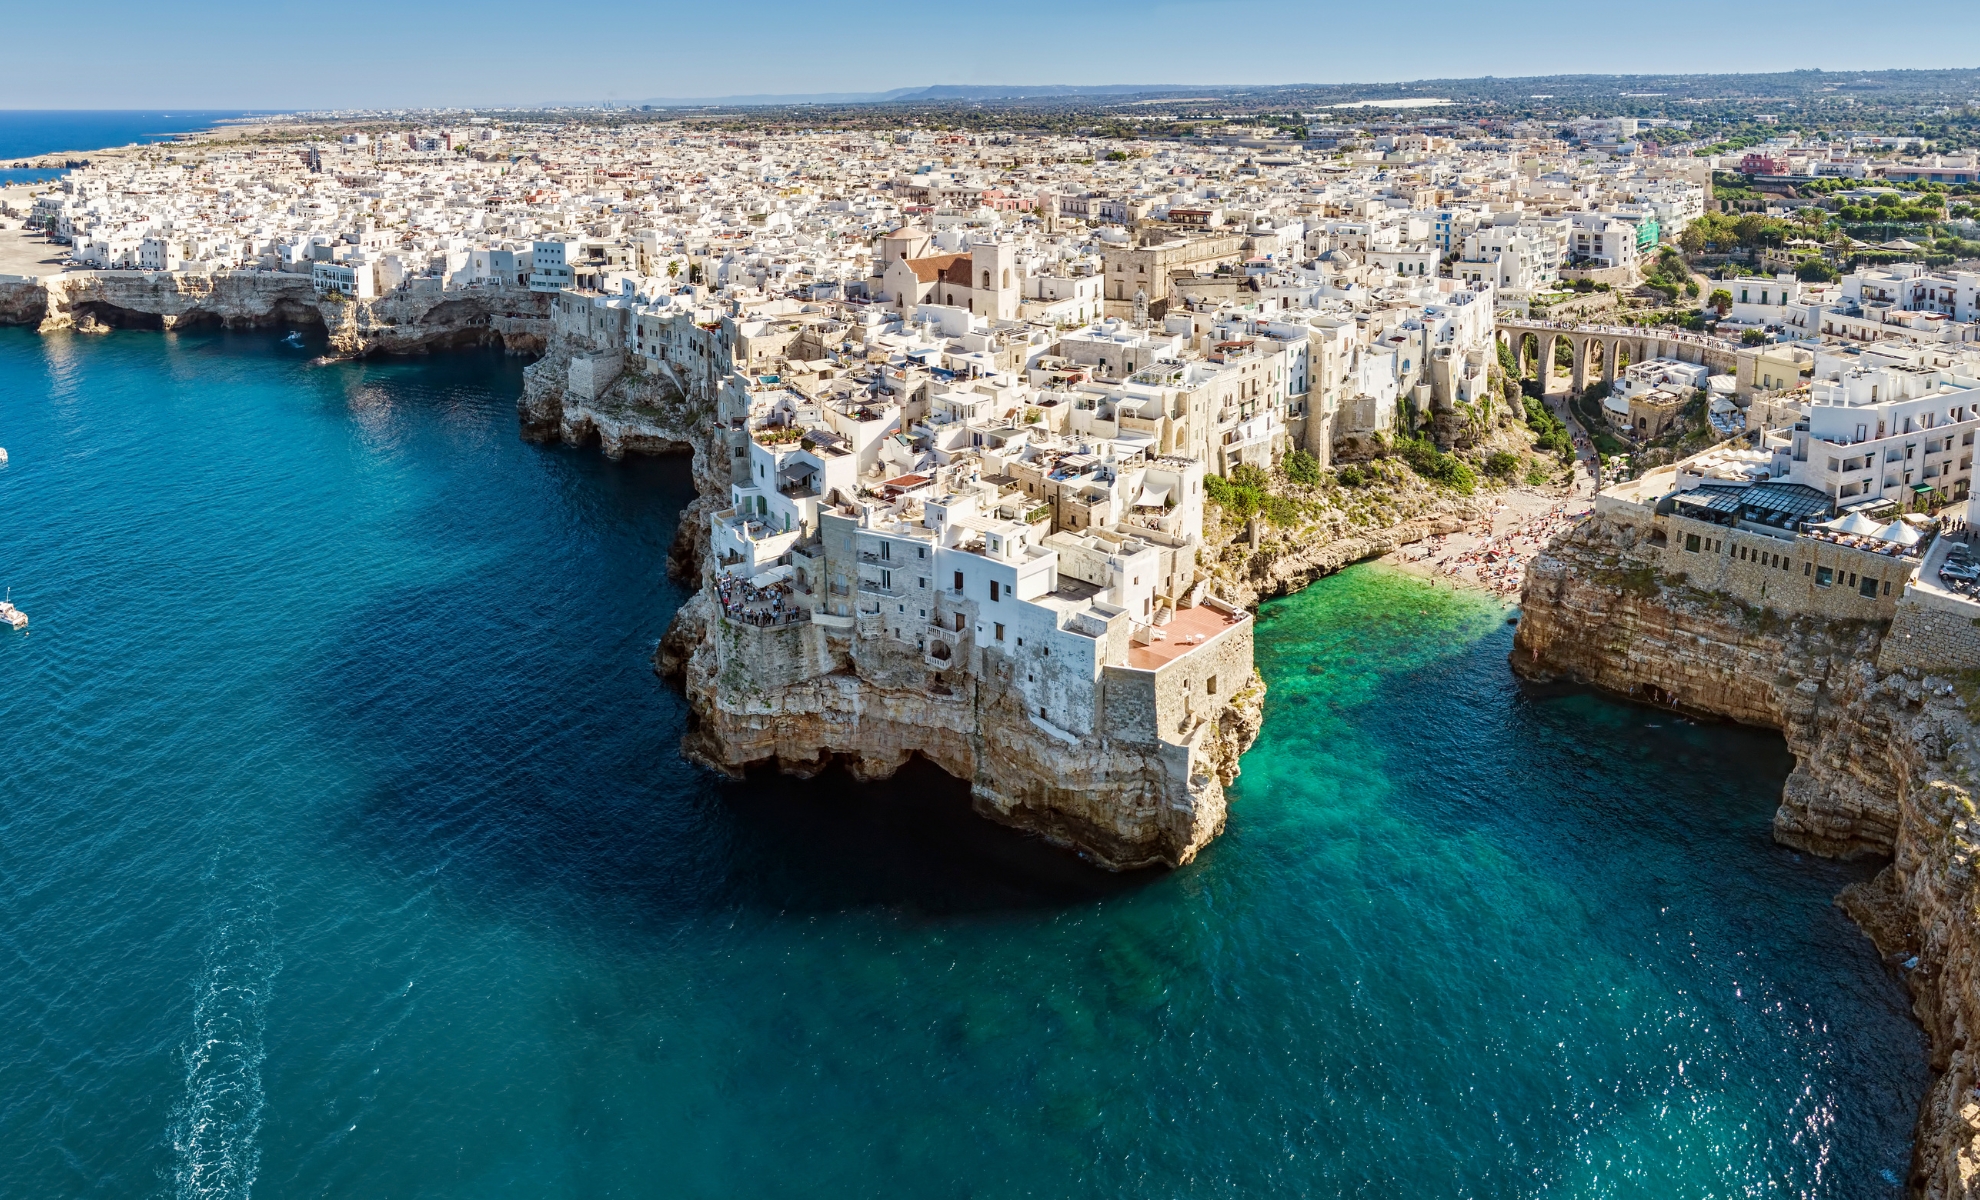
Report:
0,323,1929,1198
0,110,268,187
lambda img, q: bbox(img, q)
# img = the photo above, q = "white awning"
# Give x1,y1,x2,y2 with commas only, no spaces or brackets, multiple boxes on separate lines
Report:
749,564,794,587
1134,485,1170,508
1824,511,1883,536
1874,520,1922,546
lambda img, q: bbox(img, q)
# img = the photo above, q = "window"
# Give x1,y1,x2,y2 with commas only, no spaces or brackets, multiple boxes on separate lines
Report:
1860,575,1880,598
1815,566,1833,587
1685,534,1700,552
1206,675,1217,695
953,571,963,591
990,580,1001,602
994,623,1005,641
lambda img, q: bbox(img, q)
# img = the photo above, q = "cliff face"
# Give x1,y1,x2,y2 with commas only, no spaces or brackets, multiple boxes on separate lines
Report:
0,270,551,356
517,337,710,457
659,590,1264,869
1223,501,1486,609
1515,511,1980,1197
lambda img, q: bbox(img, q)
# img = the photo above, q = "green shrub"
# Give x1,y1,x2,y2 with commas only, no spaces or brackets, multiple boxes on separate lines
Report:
1485,451,1521,479
1524,402,1575,463
1395,437,1476,495
1203,472,1262,521
1262,493,1304,527
1336,464,1367,488
1229,463,1270,491
1283,448,1321,486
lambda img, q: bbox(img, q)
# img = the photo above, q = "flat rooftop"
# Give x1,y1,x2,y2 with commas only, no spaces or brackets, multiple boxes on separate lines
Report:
1129,602,1247,670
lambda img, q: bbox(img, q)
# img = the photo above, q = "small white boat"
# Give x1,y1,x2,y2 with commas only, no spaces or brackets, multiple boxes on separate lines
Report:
1,589,26,631
0,447,8,464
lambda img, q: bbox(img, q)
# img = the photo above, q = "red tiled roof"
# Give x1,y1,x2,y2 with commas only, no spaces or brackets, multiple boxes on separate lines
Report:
903,252,971,284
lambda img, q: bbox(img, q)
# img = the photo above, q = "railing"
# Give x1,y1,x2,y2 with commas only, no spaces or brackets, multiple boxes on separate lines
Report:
722,606,809,629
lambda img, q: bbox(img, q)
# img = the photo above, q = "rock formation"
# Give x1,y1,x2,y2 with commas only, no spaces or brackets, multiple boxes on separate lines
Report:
1515,510,1980,1197
658,587,1265,869
517,331,711,457
0,270,551,356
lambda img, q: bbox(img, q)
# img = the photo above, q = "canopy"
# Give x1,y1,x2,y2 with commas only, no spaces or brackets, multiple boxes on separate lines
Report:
1134,485,1170,509
1875,520,1923,546
1824,511,1884,535
749,564,794,588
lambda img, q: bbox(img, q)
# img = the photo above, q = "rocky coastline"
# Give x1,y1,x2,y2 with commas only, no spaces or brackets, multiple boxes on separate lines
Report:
1515,509,1980,1197
0,269,551,356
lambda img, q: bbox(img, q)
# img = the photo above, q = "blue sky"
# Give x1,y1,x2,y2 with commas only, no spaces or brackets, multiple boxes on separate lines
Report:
6,0,1978,109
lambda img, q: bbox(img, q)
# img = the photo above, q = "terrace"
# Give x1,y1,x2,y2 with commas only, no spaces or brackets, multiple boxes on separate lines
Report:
1127,601,1249,671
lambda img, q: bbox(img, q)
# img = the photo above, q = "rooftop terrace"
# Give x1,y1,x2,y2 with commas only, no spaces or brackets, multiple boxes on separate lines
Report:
1128,602,1248,670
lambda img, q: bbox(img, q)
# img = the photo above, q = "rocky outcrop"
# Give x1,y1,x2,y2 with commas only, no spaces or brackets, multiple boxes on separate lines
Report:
1512,511,1897,855
1223,499,1489,609
517,335,711,458
0,269,551,356
1514,510,1980,1197
662,588,1264,869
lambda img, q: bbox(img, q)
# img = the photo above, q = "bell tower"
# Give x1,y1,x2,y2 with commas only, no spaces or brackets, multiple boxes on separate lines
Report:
970,239,1019,322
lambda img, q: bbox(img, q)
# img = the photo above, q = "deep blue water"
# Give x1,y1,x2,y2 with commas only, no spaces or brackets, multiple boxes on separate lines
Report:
0,111,268,161
0,326,1928,1197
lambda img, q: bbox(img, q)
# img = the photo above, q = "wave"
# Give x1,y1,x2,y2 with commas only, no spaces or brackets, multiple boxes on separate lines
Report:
168,880,281,1200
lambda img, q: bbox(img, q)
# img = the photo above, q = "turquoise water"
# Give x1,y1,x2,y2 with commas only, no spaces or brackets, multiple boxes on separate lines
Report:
0,327,1925,1198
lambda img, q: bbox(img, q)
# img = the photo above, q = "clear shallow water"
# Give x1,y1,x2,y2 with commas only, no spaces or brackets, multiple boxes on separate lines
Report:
0,327,1926,1198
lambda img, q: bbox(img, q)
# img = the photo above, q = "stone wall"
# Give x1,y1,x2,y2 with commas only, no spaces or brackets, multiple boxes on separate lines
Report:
1658,511,1908,621
1882,596,1980,675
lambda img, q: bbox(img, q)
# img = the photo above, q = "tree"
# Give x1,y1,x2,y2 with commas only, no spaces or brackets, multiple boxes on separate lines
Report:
1678,225,1707,256
1708,288,1733,317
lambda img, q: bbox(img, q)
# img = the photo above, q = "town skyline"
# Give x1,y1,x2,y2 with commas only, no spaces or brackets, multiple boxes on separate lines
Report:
2,0,1977,110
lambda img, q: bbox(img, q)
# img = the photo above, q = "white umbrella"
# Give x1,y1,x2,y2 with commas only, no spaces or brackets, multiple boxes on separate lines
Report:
1874,520,1923,546
1824,511,1884,535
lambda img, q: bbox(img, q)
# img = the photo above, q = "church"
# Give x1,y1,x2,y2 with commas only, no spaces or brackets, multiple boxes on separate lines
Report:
877,225,1020,321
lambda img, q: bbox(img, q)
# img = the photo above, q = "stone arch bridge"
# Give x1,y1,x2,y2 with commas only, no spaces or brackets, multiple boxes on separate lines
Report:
1496,317,1741,396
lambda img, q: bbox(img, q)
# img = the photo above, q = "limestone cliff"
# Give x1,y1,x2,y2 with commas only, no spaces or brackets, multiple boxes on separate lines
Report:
659,589,1264,869
0,270,551,356
1514,511,1980,1197
1220,500,1488,609
517,335,711,458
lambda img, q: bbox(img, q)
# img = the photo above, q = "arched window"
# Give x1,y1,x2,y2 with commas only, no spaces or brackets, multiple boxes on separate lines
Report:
1002,268,1011,289
982,270,991,289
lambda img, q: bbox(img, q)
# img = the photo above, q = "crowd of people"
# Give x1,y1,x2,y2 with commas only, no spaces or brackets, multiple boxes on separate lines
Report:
1400,500,1593,599
717,573,806,627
